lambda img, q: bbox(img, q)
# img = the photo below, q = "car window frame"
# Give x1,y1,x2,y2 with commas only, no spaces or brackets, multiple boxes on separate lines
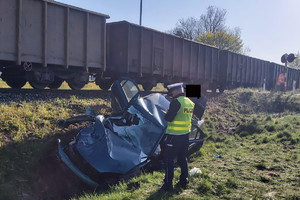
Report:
111,78,141,111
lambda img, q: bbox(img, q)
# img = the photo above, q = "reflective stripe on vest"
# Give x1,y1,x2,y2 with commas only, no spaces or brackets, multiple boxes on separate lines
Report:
166,96,195,135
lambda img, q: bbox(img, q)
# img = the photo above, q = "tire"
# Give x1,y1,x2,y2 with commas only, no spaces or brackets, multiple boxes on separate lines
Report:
48,77,64,89
188,142,203,157
97,80,113,91
5,77,27,89
29,80,48,90
28,76,48,90
142,83,154,92
219,87,225,93
67,79,85,90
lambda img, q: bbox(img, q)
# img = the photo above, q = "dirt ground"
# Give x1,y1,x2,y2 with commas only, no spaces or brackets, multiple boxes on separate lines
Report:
28,150,88,200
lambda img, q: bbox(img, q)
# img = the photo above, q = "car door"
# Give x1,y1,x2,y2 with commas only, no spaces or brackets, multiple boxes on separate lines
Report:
111,78,141,112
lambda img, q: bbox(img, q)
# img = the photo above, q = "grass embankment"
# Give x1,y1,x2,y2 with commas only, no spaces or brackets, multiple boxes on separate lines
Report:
0,94,112,199
77,89,300,200
0,88,299,199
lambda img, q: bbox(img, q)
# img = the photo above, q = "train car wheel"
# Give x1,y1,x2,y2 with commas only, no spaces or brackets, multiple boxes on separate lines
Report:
48,77,64,89
5,77,27,89
99,83,112,90
29,79,48,90
67,79,85,90
28,77,48,90
97,80,113,91
95,76,114,91
141,83,154,92
219,87,225,93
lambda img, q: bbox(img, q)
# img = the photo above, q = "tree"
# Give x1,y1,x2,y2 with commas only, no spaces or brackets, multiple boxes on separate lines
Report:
170,6,249,54
288,52,300,69
199,6,227,33
170,6,227,40
195,28,244,53
170,17,202,40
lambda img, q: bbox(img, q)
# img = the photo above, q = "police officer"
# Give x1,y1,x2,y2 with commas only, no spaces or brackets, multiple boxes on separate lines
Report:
161,83,195,191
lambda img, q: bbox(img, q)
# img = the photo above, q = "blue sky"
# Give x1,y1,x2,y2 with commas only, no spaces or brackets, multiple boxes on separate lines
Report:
57,0,300,64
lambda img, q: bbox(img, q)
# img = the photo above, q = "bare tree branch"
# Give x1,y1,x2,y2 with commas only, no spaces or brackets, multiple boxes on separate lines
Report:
170,5,249,54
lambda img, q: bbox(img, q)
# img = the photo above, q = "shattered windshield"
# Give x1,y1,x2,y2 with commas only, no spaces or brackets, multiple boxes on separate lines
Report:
120,80,139,102
108,106,163,162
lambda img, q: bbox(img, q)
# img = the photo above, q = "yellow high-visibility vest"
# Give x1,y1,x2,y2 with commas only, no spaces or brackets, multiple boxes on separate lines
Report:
166,96,195,135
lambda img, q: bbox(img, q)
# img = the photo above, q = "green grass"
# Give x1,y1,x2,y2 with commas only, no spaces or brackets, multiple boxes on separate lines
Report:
74,89,300,200
0,95,112,199
0,87,300,199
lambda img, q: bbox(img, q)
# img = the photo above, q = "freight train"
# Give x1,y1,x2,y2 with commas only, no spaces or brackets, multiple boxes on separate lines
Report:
0,0,299,91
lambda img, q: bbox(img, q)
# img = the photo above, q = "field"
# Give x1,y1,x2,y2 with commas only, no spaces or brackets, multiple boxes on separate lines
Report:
0,82,299,199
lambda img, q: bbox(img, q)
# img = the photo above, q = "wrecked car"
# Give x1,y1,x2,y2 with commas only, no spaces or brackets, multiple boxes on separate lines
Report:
57,78,206,188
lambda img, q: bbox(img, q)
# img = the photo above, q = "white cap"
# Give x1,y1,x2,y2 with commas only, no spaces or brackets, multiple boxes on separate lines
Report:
166,82,183,91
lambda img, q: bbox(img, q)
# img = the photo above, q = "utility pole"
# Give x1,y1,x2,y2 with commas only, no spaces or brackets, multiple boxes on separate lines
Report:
139,0,143,25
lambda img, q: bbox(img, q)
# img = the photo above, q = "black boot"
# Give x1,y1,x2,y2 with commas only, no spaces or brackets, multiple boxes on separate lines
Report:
159,183,174,192
178,178,189,189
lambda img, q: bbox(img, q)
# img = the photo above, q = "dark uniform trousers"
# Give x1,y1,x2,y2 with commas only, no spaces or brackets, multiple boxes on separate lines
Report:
163,133,189,186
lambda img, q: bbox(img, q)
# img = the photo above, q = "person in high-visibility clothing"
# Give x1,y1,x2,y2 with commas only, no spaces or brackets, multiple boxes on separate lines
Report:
160,83,195,192
276,69,287,91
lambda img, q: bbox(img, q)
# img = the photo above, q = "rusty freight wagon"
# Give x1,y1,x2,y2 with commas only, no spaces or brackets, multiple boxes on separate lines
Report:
287,67,300,90
219,50,274,91
106,21,221,91
0,0,109,89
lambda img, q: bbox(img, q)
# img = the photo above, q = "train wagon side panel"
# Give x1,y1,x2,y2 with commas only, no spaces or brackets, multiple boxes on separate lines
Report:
237,54,243,84
163,34,173,77
270,63,277,88
245,57,251,85
108,21,172,79
172,37,183,78
189,42,199,82
197,45,206,82
271,63,276,89
297,69,300,89
47,4,66,66
127,24,142,74
288,68,299,90
0,0,108,70
87,14,106,69
240,55,247,85
0,0,18,62
211,48,219,83
107,22,129,74
204,47,212,82
218,50,229,89
182,40,190,79
256,59,261,86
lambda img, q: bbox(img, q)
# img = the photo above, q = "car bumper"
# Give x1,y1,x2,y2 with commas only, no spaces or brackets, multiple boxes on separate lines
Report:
57,139,99,188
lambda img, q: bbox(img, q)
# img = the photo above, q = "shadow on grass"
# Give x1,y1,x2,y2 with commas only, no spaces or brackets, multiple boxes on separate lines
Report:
146,185,187,200
0,128,94,200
